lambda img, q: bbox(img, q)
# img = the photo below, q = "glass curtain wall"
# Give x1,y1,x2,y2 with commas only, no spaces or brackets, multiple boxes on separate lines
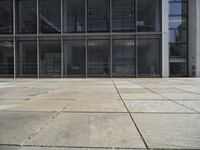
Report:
63,0,85,33
137,37,161,77
16,40,37,77
0,0,13,34
39,0,61,33
0,0,162,78
16,0,37,34
112,0,135,32
112,39,135,77
0,41,14,77
169,0,188,77
63,40,86,77
88,40,110,77
39,40,61,77
87,0,110,32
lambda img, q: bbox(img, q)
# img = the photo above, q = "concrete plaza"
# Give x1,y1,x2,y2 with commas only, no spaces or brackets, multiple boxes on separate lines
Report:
0,78,200,150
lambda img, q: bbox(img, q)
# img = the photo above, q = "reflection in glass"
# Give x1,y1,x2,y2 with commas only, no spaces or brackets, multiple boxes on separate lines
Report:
169,2,187,16
16,0,37,34
137,39,160,77
170,43,187,57
16,41,37,77
40,41,61,77
63,0,85,33
112,39,135,77
39,0,61,33
0,41,14,76
64,40,86,77
88,0,110,32
170,62,187,77
88,40,110,77
112,0,135,32
0,0,13,34
137,0,160,32
169,29,187,43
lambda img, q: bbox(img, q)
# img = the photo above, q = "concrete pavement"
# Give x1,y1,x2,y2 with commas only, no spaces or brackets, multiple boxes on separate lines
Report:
0,78,200,149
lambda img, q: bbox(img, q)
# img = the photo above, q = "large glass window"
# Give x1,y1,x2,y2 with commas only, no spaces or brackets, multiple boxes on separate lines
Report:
88,40,110,77
137,0,160,32
169,0,188,77
64,40,86,77
0,41,14,77
39,40,61,77
137,38,161,77
0,0,13,34
87,0,110,32
16,41,37,77
16,0,37,34
112,0,135,32
112,39,135,77
39,0,61,33
63,0,85,33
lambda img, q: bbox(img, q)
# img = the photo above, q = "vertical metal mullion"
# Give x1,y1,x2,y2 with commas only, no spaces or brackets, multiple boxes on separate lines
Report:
61,0,64,78
13,0,16,78
85,0,88,78
37,0,40,78
135,0,138,78
110,0,112,78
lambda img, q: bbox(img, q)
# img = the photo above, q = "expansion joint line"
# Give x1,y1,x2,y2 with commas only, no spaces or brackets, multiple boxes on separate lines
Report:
111,79,149,149
18,104,71,150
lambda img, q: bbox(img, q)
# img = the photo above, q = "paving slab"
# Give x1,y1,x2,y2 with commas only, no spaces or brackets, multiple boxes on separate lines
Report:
160,93,200,100
26,113,146,148
124,100,195,113
0,146,19,150
64,99,126,112
118,88,151,93
120,93,165,100
176,101,200,112
132,114,200,149
0,112,54,145
4,100,71,112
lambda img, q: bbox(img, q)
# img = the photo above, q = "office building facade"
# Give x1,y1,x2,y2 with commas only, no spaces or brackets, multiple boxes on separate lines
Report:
0,0,199,78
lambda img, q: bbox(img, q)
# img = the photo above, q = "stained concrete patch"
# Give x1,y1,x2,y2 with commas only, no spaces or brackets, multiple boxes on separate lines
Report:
0,111,54,145
124,100,195,113
132,114,200,149
26,113,146,148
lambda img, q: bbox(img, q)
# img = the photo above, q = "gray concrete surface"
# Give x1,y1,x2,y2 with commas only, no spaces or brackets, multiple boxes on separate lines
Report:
0,78,200,149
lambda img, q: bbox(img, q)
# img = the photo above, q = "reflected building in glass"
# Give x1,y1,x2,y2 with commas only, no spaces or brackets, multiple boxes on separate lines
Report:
0,0,199,78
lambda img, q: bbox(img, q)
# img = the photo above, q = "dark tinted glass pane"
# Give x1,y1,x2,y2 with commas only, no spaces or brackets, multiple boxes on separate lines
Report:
64,40,86,77
169,17,187,29
137,38,160,77
169,2,187,16
0,41,14,76
40,40,61,77
16,41,37,77
170,62,187,77
0,0,13,34
170,43,187,57
137,0,160,32
112,0,135,32
16,0,37,34
112,39,135,77
39,0,61,33
169,29,187,43
88,0,110,32
63,0,85,33
88,40,110,77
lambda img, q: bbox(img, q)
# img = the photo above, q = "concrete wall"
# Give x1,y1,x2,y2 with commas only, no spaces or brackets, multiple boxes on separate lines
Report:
162,0,169,78
189,0,200,77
